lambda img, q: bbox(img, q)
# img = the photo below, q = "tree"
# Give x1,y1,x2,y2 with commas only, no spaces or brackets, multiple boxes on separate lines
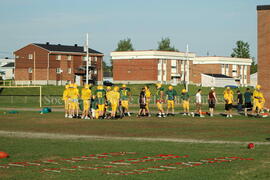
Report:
231,40,250,58
115,38,134,51
250,57,257,74
157,37,178,51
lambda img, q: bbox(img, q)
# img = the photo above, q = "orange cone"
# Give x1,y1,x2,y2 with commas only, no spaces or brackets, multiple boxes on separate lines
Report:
0,151,9,159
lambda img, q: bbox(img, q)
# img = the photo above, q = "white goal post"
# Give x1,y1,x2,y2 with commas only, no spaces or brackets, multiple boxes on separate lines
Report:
0,85,42,107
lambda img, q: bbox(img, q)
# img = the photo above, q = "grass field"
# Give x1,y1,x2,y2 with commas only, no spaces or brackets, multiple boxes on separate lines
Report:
0,111,270,179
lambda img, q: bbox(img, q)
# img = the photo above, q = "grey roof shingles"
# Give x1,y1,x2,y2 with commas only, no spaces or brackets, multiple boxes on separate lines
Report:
33,43,102,54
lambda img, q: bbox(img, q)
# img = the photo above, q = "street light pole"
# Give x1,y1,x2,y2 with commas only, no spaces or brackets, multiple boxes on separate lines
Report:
185,44,189,91
86,33,89,85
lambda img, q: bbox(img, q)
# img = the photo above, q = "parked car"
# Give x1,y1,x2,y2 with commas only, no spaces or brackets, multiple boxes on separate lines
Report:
103,81,114,86
225,85,238,89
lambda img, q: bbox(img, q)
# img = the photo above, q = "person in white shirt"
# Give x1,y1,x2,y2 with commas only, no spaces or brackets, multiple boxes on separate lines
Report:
195,89,204,117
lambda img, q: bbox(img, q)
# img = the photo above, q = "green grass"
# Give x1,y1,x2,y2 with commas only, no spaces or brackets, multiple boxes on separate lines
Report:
0,137,269,180
0,111,269,142
0,112,270,179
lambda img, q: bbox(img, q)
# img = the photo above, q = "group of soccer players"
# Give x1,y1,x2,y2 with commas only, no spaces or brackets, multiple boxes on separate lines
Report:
62,83,266,119
62,83,131,119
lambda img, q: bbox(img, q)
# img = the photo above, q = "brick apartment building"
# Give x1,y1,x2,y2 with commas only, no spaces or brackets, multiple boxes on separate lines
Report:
111,51,252,86
14,43,103,85
257,5,270,108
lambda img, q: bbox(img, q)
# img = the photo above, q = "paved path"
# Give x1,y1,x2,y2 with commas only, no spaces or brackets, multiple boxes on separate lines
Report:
0,130,270,145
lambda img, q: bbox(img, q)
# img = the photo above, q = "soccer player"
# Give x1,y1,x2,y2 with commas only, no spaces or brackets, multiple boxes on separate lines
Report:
81,84,91,119
138,88,147,117
208,87,217,117
181,89,190,116
252,85,265,116
68,83,79,118
62,84,70,118
236,90,243,113
110,86,120,118
165,85,177,116
105,86,113,118
195,89,204,117
144,85,151,117
95,85,106,119
156,83,165,118
91,95,99,119
73,83,80,118
119,84,131,116
224,87,234,118
244,88,252,116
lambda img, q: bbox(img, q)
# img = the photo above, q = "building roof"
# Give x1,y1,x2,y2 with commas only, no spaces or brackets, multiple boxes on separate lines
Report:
1,62,14,68
34,43,103,54
203,73,233,79
257,5,270,11
111,50,196,60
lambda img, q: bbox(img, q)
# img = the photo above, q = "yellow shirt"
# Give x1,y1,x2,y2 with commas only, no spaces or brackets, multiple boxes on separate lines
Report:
69,88,80,99
62,89,69,100
110,91,120,104
224,93,233,104
145,89,151,98
81,88,91,100
223,90,233,95
253,90,264,103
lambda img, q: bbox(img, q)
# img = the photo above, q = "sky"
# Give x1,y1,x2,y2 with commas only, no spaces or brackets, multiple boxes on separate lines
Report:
0,0,269,64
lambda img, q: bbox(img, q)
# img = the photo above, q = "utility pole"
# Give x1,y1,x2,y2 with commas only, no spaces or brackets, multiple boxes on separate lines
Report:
86,33,89,85
185,44,189,92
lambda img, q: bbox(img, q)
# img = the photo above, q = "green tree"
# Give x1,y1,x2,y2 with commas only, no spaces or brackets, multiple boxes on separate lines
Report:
250,57,257,74
231,40,250,58
157,37,178,51
115,38,134,51
103,61,112,74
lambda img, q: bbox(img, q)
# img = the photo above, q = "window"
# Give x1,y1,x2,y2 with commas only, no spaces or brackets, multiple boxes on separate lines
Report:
67,55,72,61
28,68,33,73
28,54,33,59
68,68,71,74
95,57,98,62
56,55,61,60
56,68,62,74
15,55,19,59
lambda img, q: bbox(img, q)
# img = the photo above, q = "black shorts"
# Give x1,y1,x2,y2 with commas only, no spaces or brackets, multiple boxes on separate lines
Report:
140,104,146,109
208,100,216,108
225,104,233,111
245,102,252,109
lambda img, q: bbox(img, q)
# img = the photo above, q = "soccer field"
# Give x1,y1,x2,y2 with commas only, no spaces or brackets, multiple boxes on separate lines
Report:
0,111,270,179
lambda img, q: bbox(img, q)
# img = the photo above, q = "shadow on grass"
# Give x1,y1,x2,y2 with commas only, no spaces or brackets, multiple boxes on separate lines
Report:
266,138,270,141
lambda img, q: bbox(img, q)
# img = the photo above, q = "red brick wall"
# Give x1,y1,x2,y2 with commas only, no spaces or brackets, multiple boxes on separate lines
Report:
190,64,222,84
14,44,49,81
14,44,103,84
258,8,270,108
113,59,158,81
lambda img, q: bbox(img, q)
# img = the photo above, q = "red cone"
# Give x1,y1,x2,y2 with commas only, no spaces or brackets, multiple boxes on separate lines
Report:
0,151,9,159
248,143,255,149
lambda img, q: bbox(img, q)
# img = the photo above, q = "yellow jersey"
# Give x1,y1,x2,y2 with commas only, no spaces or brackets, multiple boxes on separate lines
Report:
81,88,91,100
110,91,120,104
62,89,69,100
224,93,233,104
69,88,80,99
145,89,151,98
